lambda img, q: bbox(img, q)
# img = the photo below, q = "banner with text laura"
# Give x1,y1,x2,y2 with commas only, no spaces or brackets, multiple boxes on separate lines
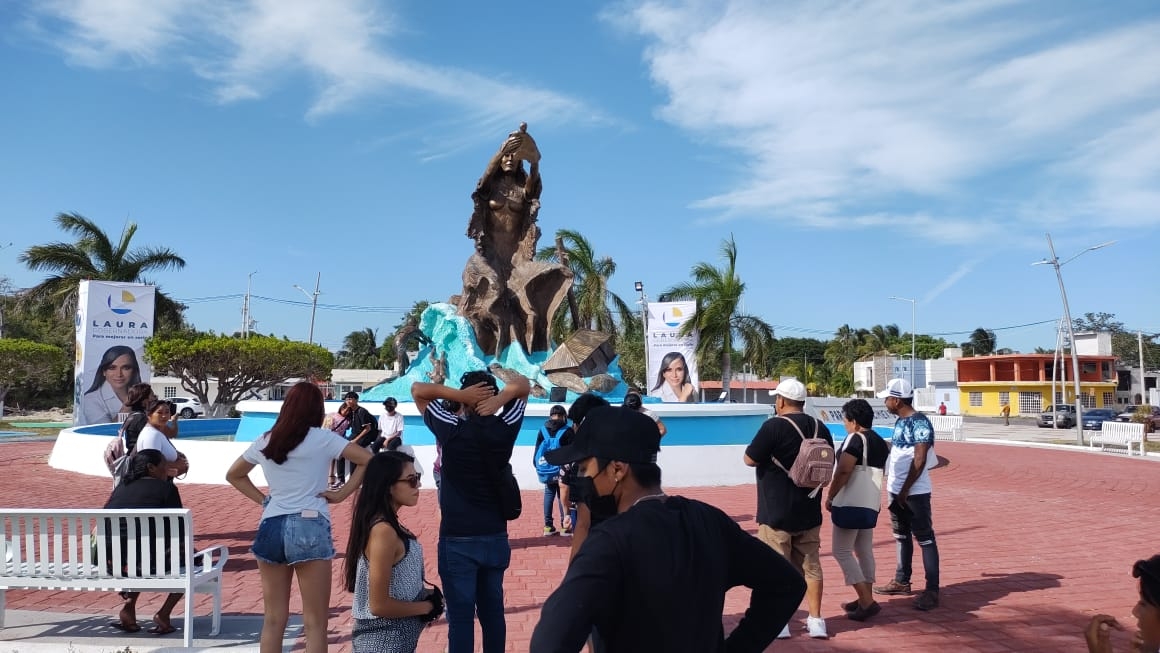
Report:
74,281,156,426
645,301,700,402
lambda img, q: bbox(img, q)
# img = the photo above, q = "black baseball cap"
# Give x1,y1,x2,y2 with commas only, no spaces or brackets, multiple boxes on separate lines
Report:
544,406,661,466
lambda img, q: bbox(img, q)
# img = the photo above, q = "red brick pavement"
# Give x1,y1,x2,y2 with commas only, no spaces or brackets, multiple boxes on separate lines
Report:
2,440,1157,652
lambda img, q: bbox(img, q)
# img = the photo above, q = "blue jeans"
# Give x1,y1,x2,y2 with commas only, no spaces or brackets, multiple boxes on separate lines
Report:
543,479,564,528
438,533,510,653
251,513,334,565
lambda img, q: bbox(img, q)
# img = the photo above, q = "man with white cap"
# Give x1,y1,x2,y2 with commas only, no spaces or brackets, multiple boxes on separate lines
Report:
743,377,834,639
874,378,941,611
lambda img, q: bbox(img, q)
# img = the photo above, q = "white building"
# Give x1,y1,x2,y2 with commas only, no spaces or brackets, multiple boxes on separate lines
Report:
853,348,961,413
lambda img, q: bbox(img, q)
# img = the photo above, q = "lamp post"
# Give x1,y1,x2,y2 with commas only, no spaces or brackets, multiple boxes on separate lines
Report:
242,270,258,338
889,296,917,389
1033,235,1114,445
293,272,322,345
635,281,648,388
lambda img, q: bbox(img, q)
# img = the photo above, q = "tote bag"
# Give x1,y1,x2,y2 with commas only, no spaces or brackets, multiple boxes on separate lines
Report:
830,431,884,530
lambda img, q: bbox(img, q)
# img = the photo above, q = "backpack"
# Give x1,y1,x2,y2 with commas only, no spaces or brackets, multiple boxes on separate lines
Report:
771,414,834,496
534,425,565,482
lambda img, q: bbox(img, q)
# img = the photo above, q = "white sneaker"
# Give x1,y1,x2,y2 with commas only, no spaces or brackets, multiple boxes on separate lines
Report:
806,616,828,639
776,624,791,639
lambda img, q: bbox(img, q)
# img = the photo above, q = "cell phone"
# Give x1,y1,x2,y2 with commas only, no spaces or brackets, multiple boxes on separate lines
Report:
888,498,911,517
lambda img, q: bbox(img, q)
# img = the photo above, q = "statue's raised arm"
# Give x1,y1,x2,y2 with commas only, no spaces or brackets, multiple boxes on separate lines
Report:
467,123,542,255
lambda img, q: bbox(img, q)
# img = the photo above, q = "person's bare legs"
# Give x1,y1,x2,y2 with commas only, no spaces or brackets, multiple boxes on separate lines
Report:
149,592,184,634
294,559,334,653
806,577,823,617
257,561,293,653
116,592,141,632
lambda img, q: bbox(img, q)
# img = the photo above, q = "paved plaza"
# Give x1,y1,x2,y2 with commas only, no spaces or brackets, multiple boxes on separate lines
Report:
1,434,1157,652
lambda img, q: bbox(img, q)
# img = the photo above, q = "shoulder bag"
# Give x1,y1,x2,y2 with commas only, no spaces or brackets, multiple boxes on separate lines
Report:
830,430,884,530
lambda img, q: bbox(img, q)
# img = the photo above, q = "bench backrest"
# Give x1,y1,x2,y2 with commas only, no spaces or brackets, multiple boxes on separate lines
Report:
1099,422,1145,438
1,508,194,583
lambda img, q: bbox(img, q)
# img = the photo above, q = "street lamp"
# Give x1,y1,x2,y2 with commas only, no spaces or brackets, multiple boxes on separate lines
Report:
889,296,917,389
293,272,322,345
635,281,648,388
1032,235,1114,445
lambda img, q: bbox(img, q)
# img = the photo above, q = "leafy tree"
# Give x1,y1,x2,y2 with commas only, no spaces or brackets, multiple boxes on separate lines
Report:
536,229,636,345
0,339,67,418
889,334,955,360
960,327,997,356
661,236,775,394
19,213,187,331
615,319,646,390
381,300,431,373
764,338,827,377
144,333,333,416
337,328,381,368
1072,312,1160,369
858,324,901,356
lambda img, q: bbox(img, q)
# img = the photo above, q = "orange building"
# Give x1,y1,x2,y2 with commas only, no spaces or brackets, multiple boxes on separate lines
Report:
956,354,1118,417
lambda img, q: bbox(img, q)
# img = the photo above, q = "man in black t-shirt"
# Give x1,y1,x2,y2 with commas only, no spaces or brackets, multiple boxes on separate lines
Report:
336,391,378,486
744,378,834,640
531,406,805,653
413,370,529,653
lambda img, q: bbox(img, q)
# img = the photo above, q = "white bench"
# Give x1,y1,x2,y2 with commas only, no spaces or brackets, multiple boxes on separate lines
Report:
1089,422,1147,456
0,508,228,648
930,415,965,441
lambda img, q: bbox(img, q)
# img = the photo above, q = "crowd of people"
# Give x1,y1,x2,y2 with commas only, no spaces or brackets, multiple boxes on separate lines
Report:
95,373,1157,653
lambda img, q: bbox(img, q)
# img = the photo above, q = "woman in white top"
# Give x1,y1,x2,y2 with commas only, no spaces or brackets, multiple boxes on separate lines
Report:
133,399,188,478
226,381,373,653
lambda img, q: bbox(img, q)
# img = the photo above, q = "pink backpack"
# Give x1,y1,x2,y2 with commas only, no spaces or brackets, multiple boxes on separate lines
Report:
771,415,834,495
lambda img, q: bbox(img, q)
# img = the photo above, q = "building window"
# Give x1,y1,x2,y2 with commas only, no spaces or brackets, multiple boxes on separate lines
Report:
1055,391,1063,404
999,391,1010,407
969,392,982,407
1081,394,1095,409
1018,392,1042,414
1102,392,1114,407
163,386,177,398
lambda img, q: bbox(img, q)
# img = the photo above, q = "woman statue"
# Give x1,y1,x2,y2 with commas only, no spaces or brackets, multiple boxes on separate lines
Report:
458,123,571,356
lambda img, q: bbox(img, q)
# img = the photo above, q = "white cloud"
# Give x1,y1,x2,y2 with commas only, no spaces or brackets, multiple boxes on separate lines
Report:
619,0,1160,241
26,0,600,134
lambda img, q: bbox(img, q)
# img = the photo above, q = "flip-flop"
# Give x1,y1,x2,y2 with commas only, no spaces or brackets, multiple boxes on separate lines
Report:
148,623,176,635
110,621,141,633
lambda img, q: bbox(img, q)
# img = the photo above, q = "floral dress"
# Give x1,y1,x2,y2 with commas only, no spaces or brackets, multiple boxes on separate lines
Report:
351,531,425,652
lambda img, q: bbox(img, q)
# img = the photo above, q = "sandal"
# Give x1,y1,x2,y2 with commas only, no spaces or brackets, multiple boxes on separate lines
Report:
149,614,177,635
110,620,141,633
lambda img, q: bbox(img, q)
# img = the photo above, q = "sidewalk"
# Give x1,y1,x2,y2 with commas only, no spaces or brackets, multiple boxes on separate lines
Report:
2,436,1157,652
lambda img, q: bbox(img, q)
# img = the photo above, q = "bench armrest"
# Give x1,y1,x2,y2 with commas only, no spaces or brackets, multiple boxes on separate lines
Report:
193,543,230,573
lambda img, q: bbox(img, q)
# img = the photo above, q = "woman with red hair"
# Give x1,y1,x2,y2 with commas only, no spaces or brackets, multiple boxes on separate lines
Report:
227,381,372,653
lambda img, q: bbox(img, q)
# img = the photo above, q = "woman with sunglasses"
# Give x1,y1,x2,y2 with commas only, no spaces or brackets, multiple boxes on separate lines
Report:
1086,554,1160,653
344,451,442,652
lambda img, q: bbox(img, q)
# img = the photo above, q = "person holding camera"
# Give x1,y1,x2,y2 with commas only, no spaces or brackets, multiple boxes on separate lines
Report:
337,392,379,487
344,451,442,653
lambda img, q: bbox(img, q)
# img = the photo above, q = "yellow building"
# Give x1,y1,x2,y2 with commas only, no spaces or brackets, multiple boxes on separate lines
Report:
956,354,1118,417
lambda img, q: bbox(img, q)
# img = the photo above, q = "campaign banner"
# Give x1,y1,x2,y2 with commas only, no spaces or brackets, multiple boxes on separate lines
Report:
645,301,700,402
74,281,155,425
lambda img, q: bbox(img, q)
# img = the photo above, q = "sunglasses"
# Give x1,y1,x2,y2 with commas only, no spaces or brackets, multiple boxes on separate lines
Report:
396,474,422,489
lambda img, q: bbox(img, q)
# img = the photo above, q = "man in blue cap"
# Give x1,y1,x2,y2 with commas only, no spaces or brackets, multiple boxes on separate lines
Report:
530,406,806,653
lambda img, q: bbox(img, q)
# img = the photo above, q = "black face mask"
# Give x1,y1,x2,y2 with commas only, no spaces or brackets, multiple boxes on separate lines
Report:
571,474,619,522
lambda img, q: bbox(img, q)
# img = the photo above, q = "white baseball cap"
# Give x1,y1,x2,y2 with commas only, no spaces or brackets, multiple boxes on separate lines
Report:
772,378,807,402
877,378,914,399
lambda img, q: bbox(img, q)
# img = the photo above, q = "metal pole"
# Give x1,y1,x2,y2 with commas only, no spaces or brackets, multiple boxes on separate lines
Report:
308,272,320,346
1140,331,1147,405
636,281,648,391
911,300,916,389
1046,234,1084,445
1052,318,1063,427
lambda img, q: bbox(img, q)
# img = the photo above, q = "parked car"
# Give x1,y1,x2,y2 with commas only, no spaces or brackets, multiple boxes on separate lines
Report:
1081,408,1119,431
169,396,205,419
1037,404,1077,428
1115,405,1160,432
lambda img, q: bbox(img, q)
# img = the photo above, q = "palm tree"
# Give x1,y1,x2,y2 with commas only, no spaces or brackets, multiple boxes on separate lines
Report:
19,213,186,329
661,236,775,395
962,327,997,356
337,328,381,368
536,229,636,343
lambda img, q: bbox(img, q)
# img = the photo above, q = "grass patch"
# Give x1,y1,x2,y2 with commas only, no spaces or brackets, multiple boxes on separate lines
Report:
0,421,62,438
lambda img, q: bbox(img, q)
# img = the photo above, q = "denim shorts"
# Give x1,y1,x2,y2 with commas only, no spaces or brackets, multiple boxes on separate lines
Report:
251,512,335,565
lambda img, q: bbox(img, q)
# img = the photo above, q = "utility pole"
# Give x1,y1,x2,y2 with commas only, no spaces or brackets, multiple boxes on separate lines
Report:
293,272,322,345
242,270,257,338
635,281,648,388
1141,331,1147,404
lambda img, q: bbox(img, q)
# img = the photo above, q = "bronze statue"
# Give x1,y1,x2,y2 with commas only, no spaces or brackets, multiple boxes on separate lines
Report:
457,123,572,356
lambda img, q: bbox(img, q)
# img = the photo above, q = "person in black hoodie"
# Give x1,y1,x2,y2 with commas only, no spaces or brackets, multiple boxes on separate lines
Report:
530,406,806,653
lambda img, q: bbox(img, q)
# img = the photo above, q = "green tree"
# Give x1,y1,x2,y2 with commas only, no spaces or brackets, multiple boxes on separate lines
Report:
0,339,67,418
661,236,775,395
381,300,431,373
960,328,997,356
536,229,636,345
889,334,955,360
764,337,827,377
615,319,646,390
144,333,334,416
859,324,901,356
337,328,381,368
19,213,187,330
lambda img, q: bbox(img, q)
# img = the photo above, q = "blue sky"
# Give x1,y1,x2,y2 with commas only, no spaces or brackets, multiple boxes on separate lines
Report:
2,0,1158,356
